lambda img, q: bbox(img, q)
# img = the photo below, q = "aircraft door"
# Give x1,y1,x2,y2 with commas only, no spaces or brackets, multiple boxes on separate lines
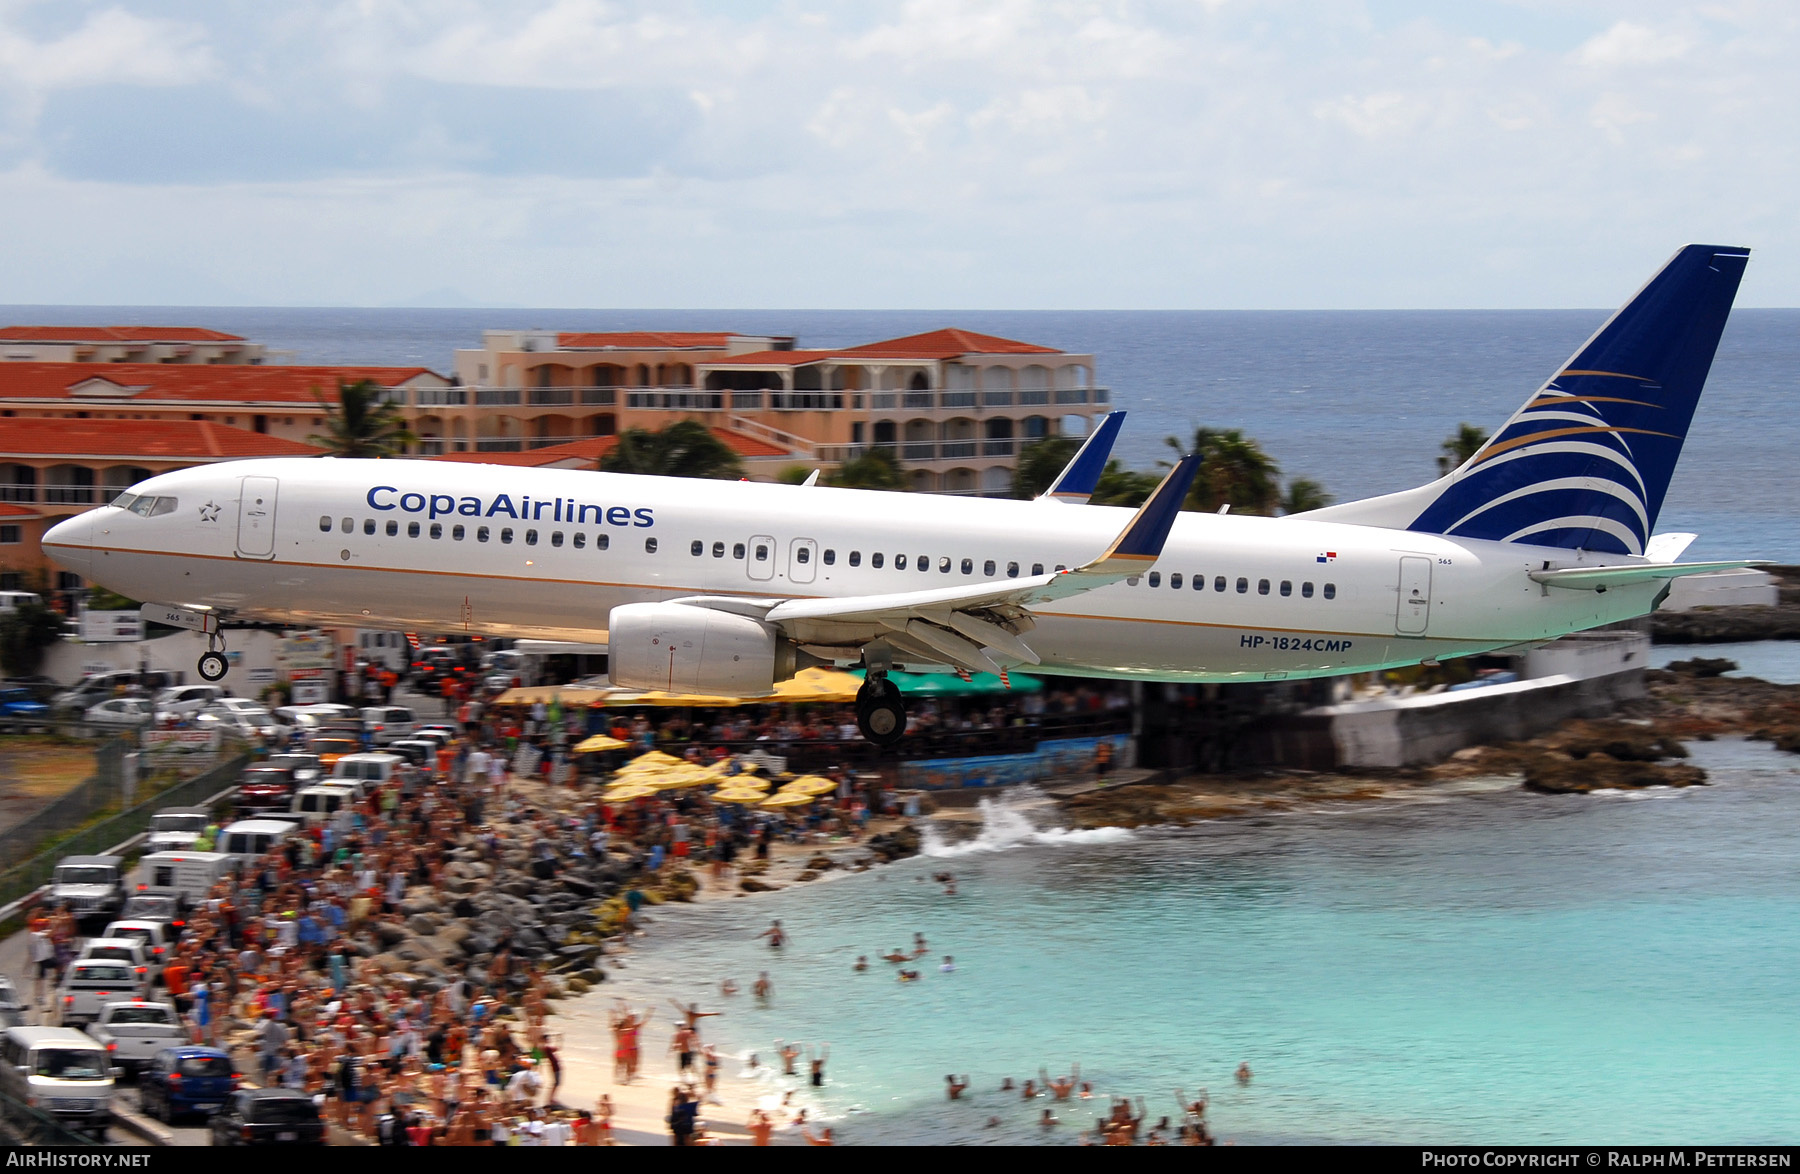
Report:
746,534,775,581
1396,556,1432,634
788,537,817,584
236,476,279,560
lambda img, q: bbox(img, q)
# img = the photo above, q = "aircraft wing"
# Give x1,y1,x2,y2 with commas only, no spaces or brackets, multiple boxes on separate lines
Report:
744,454,1200,673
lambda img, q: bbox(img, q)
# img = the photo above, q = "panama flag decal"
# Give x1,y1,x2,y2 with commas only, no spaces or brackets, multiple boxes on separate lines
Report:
1316,551,1337,563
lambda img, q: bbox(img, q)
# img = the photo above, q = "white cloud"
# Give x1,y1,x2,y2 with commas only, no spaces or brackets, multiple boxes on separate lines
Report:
0,7,214,91
1574,21,1692,67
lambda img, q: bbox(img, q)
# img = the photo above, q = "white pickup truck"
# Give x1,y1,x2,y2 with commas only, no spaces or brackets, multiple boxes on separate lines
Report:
85,1001,185,1075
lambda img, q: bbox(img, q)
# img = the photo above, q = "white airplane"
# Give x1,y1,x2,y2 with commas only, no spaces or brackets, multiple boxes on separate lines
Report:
44,245,1760,745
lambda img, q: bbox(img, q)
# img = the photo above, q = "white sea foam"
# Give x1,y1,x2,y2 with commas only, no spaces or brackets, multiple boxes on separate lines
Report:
920,791,1134,857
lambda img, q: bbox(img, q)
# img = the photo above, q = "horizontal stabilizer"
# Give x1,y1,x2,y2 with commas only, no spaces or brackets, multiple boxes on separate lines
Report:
1528,560,1769,591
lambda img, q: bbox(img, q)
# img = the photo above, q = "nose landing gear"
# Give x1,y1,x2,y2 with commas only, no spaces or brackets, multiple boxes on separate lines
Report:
197,631,229,682
855,673,907,747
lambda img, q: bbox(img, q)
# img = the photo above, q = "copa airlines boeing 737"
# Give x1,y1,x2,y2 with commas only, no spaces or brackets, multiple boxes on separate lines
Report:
43,245,1761,744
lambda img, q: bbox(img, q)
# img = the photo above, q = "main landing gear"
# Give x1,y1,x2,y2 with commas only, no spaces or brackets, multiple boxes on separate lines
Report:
856,673,907,747
197,631,229,682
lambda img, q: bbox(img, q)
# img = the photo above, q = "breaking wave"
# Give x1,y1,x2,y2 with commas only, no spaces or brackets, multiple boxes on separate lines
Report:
920,790,1133,857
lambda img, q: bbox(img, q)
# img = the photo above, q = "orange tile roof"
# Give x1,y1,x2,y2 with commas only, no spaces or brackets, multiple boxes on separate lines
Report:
0,326,245,343
428,427,792,466
0,419,321,461
696,348,836,368
0,362,438,405
0,502,43,519
555,332,734,350
839,328,1061,358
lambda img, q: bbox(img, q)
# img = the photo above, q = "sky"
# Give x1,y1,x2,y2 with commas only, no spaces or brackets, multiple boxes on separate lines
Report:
0,0,1795,309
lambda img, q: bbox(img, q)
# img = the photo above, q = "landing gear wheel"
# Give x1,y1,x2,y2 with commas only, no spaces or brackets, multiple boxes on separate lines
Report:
197,651,228,682
856,675,907,747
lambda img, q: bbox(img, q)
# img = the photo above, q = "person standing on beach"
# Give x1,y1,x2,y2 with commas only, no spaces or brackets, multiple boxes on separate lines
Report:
747,1109,774,1146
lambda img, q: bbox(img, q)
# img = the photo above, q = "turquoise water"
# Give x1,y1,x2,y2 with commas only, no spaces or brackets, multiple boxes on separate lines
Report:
595,738,1800,1144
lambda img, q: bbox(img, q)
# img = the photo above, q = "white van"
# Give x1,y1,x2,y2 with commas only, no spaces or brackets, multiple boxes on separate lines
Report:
217,819,300,867
290,784,357,832
0,590,42,614
331,752,406,789
137,851,234,904
0,1026,115,1139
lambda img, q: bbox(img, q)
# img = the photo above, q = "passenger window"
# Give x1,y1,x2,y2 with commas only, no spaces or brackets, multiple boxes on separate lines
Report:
319,515,332,532
1194,575,1204,590
1258,579,1269,595
1236,577,1248,593
1279,580,1291,596
478,526,490,542
894,554,906,570
1032,563,1044,576
1301,581,1313,597
646,537,658,554
984,560,995,576
500,528,513,544
341,518,353,533
386,520,399,537
525,529,538,546
691,540,704,557
1148,572,1161,587
1214,576,1226,591
754,544,768,561
961,558,973,574
550,531,563,547
732,542,744,559
823,549,836,566
597,533,609,551
453,525,465,541
1170,573,1183,589
1324,582,1337,599
939,557,950,573
849,551,861,567
364,519,376,535
1007,562,1019,578
873,553,885,569
573,532,585,549
797,547,811,564
713,542,725,558
919,556,930,573
408,521,421,538
430,522,443,539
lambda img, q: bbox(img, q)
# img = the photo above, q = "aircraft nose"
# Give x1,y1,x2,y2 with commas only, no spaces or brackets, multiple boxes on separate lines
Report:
43,512,94,575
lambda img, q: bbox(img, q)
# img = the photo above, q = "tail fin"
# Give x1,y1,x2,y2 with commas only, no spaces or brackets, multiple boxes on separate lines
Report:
1038,410,1126,503
1299,245,1749,555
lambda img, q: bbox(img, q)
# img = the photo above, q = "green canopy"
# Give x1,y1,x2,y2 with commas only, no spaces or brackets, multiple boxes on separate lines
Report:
853,669,1041,695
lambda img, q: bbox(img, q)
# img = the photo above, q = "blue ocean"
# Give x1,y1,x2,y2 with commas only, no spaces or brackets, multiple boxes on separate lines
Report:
8,304,1799,562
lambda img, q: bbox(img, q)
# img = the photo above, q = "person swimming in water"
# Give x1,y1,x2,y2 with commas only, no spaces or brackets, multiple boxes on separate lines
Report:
758,920,787,949
853,956,868,972
946,1075,969,1101
1235,1062,1253,1085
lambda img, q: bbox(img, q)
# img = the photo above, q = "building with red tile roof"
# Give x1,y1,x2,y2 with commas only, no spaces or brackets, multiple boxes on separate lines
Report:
0,324,272,365
428,426,790,470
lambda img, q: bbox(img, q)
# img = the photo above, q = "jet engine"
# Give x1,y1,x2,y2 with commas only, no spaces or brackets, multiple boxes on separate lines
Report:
608,602,811,696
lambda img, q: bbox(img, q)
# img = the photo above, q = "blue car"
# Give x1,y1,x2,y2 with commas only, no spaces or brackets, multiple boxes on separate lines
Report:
0,687,49,721
139,1046,238,1122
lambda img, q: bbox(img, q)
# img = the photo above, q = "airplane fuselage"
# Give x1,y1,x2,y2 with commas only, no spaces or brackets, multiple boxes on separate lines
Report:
45,458,1661,684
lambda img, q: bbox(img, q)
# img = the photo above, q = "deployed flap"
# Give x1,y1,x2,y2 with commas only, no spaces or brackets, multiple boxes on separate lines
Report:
1038,410,1126,503
1529,560,1767,590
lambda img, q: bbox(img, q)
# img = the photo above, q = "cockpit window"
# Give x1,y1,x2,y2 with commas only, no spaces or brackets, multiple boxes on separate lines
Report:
111,493,137,510
127,496,178,517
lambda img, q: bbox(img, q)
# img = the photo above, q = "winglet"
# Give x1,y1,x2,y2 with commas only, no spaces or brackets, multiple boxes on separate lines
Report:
1038,411,1126,503
1079,454,1200,574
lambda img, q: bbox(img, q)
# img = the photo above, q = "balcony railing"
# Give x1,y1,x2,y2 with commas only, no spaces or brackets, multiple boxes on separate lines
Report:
0,484,36,503
982,438,1016,456
900,441,936,460
939,441,977,459
626,390,722,410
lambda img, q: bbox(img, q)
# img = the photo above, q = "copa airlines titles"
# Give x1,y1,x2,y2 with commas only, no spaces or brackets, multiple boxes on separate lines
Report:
365,485,655,528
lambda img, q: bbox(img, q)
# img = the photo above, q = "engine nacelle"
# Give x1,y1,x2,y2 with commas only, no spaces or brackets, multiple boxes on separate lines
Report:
608,602,804,696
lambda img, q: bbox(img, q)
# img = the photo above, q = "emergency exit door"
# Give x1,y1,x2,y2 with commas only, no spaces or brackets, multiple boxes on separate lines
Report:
1396,556,1432,634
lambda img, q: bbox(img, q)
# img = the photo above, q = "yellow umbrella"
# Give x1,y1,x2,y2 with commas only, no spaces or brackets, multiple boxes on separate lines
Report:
648,768,713,791
716,775,771,792
761,791,817,809
573,734,629,753
780,775,837,796
602,784,658,802
630,750,684,767
712,786,773,804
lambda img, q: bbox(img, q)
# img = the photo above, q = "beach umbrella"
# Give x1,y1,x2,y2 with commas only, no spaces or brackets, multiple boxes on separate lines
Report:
779,776,838,797
760,791,816,809
630,750,684,767
712,786,773,804
573,734,629,753
602,784,658,802
715,774,771,791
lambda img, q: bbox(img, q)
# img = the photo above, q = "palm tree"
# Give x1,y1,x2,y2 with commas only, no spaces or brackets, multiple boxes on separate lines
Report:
1438,423,1489,475
1090,460,1159,507
1165,428,1282,515
309,379,416,457
826,447,907,491
600,420,745,480
1279,478,1333,515
1010,435,1082,499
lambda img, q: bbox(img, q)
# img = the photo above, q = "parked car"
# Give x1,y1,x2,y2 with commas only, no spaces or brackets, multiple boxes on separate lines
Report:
196,702,288,744
234,765,298,813
208,1087,326,1146
0,589,43,614
360,705,417,744
76,937,151,986
331,752,408,790
86,1001,184,1077
0,977,25,1029
52,669,178,715
117,895,185,930
56,960,147,1027
264,751,322,787
83,697,157,730
99,920,176,968
384,738,438,769
0,1026,114,1140
154,684,226,717
0,686,50,723
140,1046,238,1122
146,807,210,854
46,855,124,923
307,735,362,768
